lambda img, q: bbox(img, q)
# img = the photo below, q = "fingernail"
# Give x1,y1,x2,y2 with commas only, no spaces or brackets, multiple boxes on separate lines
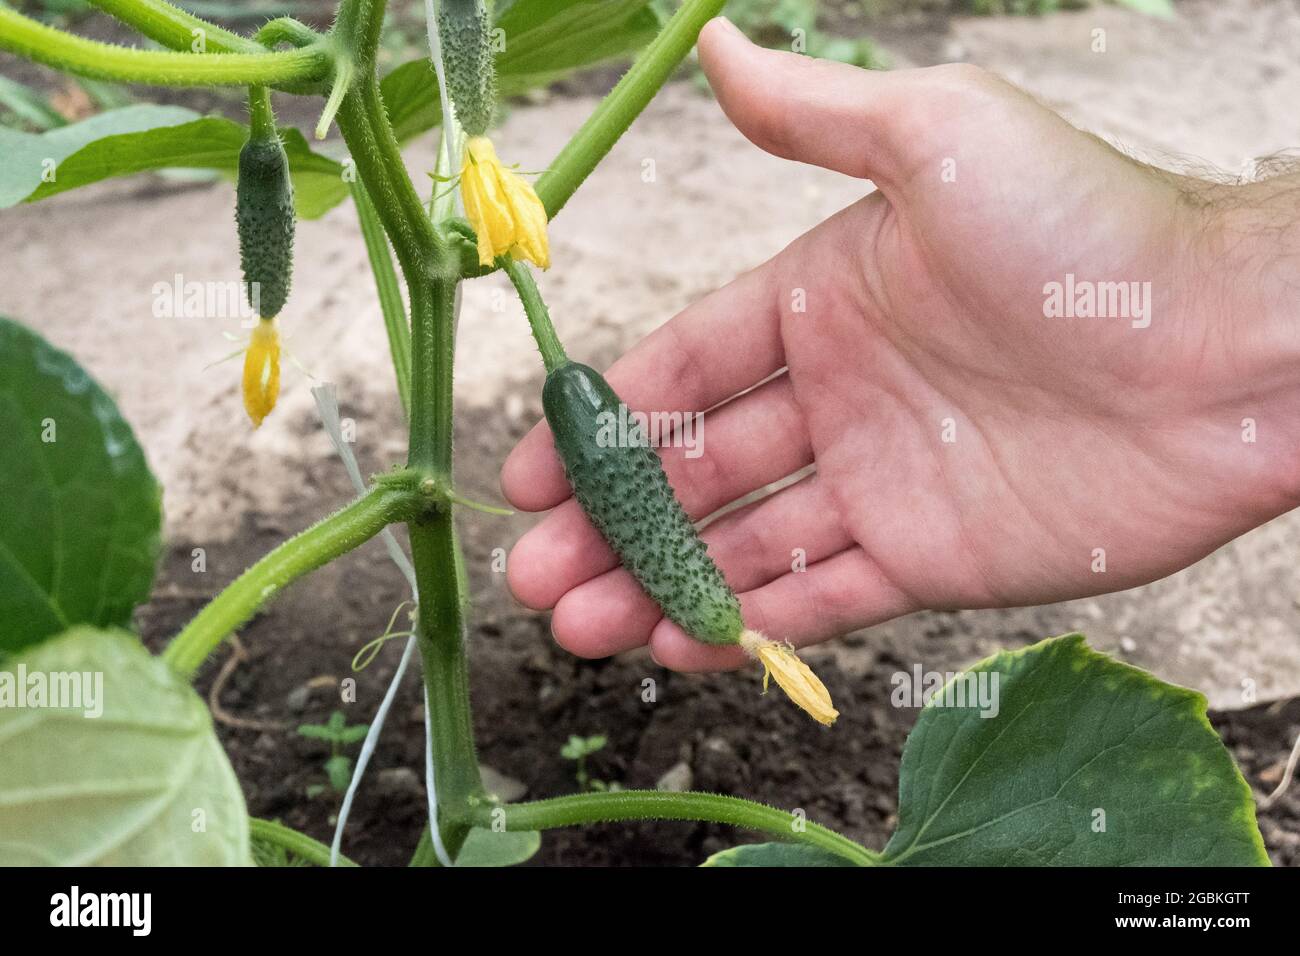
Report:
711,15,744,38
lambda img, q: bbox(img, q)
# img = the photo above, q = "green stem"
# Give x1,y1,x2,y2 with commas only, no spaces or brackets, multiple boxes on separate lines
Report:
403,274,477,859
335,78,446,284
351,180,411,417
332,33,478,861
410,515,482,861
254,18,321,51
87,0,260,54
470,791,881,866
247,85,276,140
331,0,387,72
162,478,425,679
535,0,725,219
249,818,359,867
501,258,567,374
0,6,331,87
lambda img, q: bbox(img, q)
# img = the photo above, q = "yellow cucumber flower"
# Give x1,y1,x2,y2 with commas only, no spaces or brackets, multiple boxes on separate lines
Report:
740,630,839,726
460,135,550,269
242,317,281,428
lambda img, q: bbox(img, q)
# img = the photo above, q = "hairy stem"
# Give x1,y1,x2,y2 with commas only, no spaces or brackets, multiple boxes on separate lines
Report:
535,0,726,219
247,85,276,139
249,818,359,867
87,0,260,55
501,258,566,373
332,22,478,860
335,78,446,283
410,515,481,860
468,791,881,866
0,6,331,87
163,478,425,679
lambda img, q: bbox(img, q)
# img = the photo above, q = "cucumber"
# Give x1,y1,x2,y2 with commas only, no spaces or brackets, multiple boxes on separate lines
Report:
235,122,295,319
438,0,495,137
543,361,744,646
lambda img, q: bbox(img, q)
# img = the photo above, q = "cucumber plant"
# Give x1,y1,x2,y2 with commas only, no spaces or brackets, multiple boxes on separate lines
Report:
0,0,1269,867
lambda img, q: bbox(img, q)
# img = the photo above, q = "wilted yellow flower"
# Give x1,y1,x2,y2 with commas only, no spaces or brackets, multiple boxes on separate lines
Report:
740,630,839,726
460,135,549,269
242,318,281,428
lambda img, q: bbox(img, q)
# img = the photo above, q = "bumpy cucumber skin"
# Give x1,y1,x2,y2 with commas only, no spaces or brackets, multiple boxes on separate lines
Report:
236,136,295,319
438,0,496,137
543,361,743,646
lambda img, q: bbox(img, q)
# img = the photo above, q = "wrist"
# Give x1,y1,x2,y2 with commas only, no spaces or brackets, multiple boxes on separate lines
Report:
1191,172,1300,508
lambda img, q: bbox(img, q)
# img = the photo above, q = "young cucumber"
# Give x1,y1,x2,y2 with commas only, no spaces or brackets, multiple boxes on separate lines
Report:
438,0,495,137
543,361,744,646
513,259,836,725
235,130,295,319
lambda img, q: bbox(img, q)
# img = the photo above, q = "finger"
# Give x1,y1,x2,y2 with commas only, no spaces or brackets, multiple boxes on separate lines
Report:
648,547,916,672
545,475,854,658
551,568,661,659
506,498,612,611
501,261,786,512
505,376,813,610
698,16,928,186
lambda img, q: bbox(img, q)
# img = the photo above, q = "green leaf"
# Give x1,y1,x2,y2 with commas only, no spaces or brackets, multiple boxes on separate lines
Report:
882,634,1268,866
0,317,161,654
337,724,370,744
324,754,354,792
0,104,193,206
382,0,662,145
494,0,663,88
702,843,855,867
1,106,346,219
453,827,542,867
0,628,250,865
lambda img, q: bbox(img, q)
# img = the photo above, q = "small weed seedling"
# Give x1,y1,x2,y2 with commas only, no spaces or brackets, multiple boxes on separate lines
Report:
560,735,620,793
298,711,370,796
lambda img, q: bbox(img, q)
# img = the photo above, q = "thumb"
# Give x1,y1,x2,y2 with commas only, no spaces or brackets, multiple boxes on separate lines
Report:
698,17,919,186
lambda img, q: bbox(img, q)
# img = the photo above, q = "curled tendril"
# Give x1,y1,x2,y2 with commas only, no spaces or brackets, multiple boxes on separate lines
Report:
353,600,417,672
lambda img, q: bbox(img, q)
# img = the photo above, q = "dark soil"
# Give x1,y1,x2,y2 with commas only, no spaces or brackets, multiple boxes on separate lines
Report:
134,373,1300,868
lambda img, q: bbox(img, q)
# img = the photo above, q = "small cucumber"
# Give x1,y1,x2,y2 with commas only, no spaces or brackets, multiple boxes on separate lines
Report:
543,361,744,646
235,128,295,319
438,0,496,137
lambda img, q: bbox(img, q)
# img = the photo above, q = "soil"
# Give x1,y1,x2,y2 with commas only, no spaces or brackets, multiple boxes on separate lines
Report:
5,0,1300,865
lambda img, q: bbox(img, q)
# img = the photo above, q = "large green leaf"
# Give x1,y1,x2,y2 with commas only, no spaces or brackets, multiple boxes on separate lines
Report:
453,827,542,867
382,0,662,144
2,106,346,218
0,317,161,654
882,635,1267,866
0,104,193,207
0,628,250,865
702,843,854,867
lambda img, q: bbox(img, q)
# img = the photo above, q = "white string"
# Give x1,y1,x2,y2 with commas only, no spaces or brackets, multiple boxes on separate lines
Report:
423,686,454,866
311,384,428,867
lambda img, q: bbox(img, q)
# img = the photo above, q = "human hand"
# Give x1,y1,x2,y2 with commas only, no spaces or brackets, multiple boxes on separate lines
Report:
501,17,1300,671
